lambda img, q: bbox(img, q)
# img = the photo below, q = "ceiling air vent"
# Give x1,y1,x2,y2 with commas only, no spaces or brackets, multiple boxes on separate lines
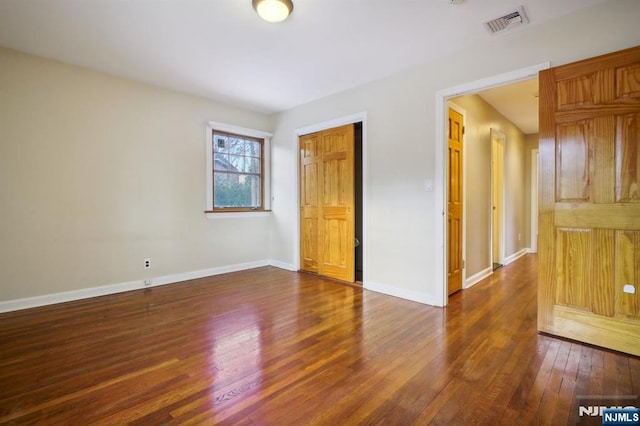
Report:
485,6,529,34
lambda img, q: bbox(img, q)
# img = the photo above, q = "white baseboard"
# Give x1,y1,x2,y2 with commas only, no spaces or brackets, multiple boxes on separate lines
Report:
503,248,528,265
464,267,493,289
0,260,273,314
0,279,144,314
0,260,444,313
526,247,537,254
364,281,440,306
269,260,296,271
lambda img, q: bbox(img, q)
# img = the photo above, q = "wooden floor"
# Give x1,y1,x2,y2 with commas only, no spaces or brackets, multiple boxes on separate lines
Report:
1,254,638,425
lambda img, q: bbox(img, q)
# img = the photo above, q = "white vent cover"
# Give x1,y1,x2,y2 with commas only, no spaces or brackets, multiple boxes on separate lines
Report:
485,6,529,34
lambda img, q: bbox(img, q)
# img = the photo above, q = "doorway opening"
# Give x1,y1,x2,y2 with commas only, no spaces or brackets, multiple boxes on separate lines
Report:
354,122,364,282
435,62,550,307
295,113,367,285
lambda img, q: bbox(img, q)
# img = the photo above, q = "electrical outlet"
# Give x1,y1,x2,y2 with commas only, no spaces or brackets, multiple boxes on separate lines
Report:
144,279,152,286
144,258,151,269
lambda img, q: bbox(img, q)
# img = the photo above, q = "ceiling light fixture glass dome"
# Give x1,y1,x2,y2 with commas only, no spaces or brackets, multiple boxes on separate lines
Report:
252,0,294,23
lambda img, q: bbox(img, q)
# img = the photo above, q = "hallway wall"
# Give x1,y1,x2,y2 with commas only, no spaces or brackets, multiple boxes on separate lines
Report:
524,134,540,251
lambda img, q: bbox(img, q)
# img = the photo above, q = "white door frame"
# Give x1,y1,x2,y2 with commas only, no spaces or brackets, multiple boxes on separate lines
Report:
293,112,368,283
434,62,550,307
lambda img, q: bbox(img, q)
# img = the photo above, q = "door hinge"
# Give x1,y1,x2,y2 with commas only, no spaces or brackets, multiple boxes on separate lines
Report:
462,126,465,135
462,260,465,269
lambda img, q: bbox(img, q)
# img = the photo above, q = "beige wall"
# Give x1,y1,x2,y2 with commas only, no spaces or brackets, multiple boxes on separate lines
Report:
0,47,273,302
269,0,640,304
450,94,528,279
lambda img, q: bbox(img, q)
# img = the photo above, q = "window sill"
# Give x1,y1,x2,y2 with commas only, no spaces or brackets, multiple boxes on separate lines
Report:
205,210,272,219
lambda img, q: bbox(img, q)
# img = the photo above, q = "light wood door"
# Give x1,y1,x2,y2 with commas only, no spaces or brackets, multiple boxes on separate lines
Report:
491,129,505,266
300,132,320,273
538,46,640,356
300,124,355,282
448,108,463,295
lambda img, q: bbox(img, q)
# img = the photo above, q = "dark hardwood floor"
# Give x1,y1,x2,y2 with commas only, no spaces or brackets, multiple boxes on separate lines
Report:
1,254,638,425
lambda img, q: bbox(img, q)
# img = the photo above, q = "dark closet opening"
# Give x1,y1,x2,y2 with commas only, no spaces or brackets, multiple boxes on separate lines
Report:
355,122,363,282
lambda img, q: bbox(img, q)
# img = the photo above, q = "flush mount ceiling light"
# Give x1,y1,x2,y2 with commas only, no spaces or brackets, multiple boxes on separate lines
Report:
252,0,294,23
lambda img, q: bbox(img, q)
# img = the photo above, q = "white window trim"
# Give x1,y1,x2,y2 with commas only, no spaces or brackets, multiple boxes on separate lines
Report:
206,121,272,218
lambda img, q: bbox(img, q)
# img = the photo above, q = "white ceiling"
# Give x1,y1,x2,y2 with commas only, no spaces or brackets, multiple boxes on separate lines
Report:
478,77,539,134
0,0,606,117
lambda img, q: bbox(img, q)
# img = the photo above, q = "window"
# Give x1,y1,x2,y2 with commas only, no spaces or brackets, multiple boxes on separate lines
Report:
206,122,272,214
213,131,263,209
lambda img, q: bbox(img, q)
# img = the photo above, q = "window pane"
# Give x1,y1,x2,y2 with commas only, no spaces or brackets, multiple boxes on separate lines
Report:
212,130,263,209
214,173,261,208
214,136,228,153
214,153,235,171
228,138,245,155
247,157,261,173
246,140,261,156
227,153,244,171
221,155,261,173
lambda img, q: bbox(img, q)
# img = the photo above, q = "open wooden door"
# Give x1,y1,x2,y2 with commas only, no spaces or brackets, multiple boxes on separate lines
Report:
448,108,463,295
300,124,355,283
538,46,640,356
319,125,355,282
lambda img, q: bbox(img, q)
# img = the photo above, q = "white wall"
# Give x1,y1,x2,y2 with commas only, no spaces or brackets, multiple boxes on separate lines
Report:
269,0,640,304
0,47,274,305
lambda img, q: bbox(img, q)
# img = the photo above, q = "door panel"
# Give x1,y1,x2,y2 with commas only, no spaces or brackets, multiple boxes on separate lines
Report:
299,125,355,283
555,227,591,309
616,112,640,202
448,108,463,295
319,125,355,282
538,45,640,356
617,64,640,98
591,228,614,317
300,133,321,273
615,230,640,320
556,121,590,201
